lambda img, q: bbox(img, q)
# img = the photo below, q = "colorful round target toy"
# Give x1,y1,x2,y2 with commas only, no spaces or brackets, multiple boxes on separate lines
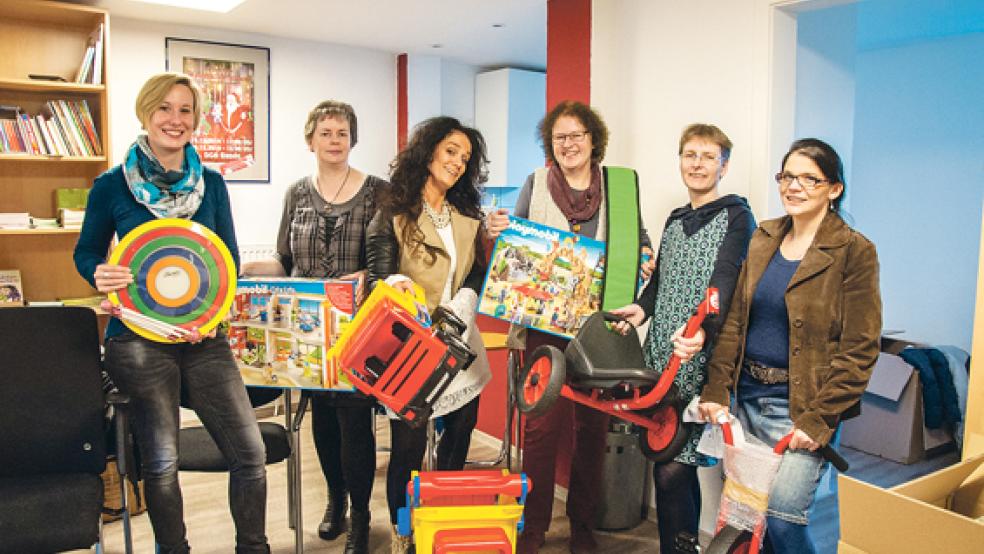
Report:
107,218,237,343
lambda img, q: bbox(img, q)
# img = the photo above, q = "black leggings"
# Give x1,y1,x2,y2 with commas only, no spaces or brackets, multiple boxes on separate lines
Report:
653,460,701,554
385,396,480,523
310,395,376,511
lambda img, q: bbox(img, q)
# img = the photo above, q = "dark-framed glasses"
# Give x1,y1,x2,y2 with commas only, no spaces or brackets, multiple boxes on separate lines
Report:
775,172,829,191
680,151,720,165
552,131,590,145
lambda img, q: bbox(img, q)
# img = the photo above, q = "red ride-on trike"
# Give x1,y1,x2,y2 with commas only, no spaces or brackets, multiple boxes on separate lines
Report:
517,288,719,462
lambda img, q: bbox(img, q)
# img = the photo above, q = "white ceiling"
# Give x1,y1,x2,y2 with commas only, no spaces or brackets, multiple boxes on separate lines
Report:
75,0,547,69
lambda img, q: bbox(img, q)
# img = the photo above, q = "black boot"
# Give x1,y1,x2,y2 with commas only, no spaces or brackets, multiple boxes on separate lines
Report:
318,492,348,540
344,509,370,554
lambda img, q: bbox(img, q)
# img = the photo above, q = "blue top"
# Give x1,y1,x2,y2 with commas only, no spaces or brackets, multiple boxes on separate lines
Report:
73,164,240,338
739,249,799,400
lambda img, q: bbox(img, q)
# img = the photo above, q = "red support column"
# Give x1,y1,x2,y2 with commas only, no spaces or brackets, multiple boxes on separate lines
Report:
474,0,594,492
547,0,592,109
546,0,593,490
397,53,408,152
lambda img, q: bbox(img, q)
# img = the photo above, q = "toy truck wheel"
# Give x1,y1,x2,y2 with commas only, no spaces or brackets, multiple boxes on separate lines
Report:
705,524,753,554
637,399,689,463
517,345,566,417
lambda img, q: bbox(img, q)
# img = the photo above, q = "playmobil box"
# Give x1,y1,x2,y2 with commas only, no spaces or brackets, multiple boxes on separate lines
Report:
227,278,356,390
478,216,605,339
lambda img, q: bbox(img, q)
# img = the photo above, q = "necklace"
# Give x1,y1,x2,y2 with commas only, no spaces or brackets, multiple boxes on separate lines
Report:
319,166,351,211
422,199,452,229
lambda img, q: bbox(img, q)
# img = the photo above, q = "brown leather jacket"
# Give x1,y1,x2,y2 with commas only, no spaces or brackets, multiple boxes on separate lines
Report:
702,212,882,445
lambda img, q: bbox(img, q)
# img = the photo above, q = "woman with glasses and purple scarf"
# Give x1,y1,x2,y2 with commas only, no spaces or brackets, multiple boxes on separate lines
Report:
485,100,654,554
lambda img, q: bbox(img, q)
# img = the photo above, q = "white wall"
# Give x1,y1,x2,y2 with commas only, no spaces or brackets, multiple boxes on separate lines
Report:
108,17,397,247
794,0,984,350
474,67,545,202
441,59,480,127
591,0,777,534
474,70,510,187
407,54,442,133
794,4,857,213
592,0,777,244
849,31,984,350
406,55,482,134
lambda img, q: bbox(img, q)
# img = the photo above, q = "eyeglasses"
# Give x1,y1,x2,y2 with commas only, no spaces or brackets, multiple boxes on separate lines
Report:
680,151,721,165
775,172,830,191
552,131,590,145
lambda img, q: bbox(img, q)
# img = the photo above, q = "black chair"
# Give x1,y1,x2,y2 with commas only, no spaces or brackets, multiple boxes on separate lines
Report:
178,386,307,553
0,307,133,554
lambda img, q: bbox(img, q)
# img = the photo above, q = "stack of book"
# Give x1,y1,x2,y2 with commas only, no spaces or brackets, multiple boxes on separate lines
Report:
30,216,59,230
0,213,31,230
75,24,104,85
0,101,103,157
0,269,24,307
60,208,85,229
56,188,88,229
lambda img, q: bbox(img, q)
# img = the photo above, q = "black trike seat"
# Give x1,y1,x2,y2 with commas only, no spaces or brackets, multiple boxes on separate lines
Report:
564,311,661,389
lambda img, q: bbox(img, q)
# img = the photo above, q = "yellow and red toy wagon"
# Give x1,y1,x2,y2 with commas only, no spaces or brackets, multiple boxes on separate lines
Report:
397,469,531,553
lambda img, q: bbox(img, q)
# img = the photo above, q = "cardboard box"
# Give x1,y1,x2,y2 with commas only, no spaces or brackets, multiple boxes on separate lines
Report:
840,351,953,464
101,457,146,522
838,453,984,553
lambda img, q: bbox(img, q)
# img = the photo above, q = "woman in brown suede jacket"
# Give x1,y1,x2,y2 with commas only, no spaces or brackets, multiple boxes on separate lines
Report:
699,138,881,554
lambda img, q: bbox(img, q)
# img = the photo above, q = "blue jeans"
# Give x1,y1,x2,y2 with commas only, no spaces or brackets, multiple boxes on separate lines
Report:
104,331,269,553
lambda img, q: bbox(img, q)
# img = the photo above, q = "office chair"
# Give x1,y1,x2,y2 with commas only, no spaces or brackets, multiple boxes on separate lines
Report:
178,386,308,554
0,307,133,554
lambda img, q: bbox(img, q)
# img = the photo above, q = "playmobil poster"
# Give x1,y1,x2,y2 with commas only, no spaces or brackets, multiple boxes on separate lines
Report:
479,216,605,339
227,278,356,390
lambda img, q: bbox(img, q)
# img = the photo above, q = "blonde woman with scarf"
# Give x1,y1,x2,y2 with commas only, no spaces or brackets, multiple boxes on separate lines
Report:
74,73,268,554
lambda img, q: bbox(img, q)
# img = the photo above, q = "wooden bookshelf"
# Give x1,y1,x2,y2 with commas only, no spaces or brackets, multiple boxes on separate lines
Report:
0,77,106,94
0,228,81,236
0,154,108,162
0,0,110,302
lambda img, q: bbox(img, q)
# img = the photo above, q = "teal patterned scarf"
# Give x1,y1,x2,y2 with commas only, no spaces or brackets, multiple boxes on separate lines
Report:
123,135,205,219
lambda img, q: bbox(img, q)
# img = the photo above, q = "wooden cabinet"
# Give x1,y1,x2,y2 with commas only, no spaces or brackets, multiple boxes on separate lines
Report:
0,0,110,301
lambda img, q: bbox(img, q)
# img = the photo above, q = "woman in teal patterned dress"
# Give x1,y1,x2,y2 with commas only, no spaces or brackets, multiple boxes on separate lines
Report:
611,124,754,554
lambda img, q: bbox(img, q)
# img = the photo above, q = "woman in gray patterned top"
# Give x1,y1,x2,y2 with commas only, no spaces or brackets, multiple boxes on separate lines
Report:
611,124,755,554
241,100,385,554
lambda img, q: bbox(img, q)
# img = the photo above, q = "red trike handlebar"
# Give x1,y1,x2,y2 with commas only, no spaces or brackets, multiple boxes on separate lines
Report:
716,417,848,471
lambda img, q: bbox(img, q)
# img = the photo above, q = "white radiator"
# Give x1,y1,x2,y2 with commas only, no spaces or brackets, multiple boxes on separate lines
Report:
238,244,276,263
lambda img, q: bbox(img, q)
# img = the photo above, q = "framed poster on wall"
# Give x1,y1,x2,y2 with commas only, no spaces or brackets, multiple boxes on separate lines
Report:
166,37,270,183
